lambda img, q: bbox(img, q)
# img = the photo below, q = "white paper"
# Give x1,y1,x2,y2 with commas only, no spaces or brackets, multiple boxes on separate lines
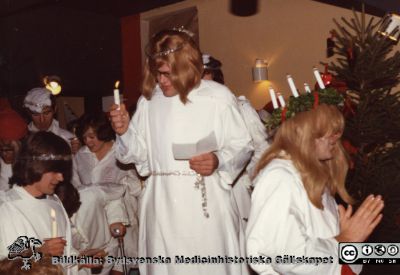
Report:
172,132,218,160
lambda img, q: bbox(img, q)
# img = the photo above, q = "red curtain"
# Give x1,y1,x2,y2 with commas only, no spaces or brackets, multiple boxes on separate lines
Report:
121,14,142,111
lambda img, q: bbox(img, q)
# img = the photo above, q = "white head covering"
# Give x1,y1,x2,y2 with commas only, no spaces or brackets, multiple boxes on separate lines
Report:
202,53,222,70
202,54,211,67
23,88,52,113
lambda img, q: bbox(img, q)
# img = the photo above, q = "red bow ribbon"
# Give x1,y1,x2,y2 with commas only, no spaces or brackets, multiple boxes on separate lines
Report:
281,107,288,122
313,92,319,109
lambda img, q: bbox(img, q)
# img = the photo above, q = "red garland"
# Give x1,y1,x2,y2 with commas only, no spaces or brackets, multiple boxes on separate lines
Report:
281,107,288,122
313,92,319,109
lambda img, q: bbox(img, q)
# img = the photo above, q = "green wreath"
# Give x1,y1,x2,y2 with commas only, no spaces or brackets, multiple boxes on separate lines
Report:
266,87,344,130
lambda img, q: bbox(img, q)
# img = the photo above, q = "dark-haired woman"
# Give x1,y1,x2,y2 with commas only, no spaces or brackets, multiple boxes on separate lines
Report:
72,113,141,274
0,131,78,274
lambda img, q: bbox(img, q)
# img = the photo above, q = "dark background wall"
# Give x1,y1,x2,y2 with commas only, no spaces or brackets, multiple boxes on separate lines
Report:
0,0,186,107
0,0,396,113
0,6,121,101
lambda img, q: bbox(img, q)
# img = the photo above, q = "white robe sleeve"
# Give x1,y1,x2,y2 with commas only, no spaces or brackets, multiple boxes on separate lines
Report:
70,218,89,251
246,168,340,275
101,184,129,225
115,97,150,176
0,160,12,191
214,102,253,187
237,96,269,177
71,157,82,188
119,170,143,198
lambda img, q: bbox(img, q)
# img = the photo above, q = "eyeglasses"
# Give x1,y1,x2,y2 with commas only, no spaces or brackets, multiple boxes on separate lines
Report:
156,71,171,79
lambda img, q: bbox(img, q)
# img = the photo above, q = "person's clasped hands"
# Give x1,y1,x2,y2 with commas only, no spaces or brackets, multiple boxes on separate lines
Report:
336,194,384,243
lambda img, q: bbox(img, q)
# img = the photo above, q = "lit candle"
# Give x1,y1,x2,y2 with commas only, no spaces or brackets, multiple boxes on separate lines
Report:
313,67,325,89
286,75,299,97
269,86,279,109
277,93,286,108
50,208,57,238
304,83,311,93
114,81,120,109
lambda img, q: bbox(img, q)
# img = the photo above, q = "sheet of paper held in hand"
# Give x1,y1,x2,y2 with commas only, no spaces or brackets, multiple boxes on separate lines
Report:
172,132,218,160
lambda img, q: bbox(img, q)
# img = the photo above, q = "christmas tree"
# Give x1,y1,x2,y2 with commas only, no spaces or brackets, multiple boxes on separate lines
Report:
328,7,400,275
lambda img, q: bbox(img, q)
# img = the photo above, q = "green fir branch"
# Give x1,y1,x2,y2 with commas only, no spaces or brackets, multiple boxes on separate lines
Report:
265,88,343,131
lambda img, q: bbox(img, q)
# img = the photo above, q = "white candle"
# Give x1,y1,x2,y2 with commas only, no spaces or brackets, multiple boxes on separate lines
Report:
313,67,325,89
286,75,299,97
50,208,57,238
114,80,120,109
304,83,311,93
269,87,279,109
277,93,286,108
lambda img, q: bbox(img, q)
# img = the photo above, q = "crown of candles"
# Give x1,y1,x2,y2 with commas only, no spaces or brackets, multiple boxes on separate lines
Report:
266,67,344,130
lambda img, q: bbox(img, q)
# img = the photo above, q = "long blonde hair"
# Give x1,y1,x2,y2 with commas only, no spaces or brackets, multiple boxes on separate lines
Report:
255,104,353,208
142,30,203,103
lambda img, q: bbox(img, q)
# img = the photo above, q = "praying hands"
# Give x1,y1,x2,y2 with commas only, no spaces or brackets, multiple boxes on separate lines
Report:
336,194,384,243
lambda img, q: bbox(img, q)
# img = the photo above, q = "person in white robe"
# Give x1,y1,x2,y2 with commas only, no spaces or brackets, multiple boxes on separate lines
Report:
110,29,253,275
56,181,115,275
0,100,28,191
202,54,270,228
72,113,141,274
236,96,269,178
23,88,80,154
0,158,12,191
0,131,79,275
246,104,384,275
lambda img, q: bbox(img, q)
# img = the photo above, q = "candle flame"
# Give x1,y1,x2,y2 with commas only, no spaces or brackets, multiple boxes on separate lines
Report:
115,81,120,89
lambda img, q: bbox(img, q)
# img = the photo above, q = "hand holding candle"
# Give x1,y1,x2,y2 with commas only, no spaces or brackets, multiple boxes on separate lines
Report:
114,80,120,109
41,238,66,256
50,208,57,238
313,67,326,89
269,86,279,109
69,127,80,154
286,75,299,97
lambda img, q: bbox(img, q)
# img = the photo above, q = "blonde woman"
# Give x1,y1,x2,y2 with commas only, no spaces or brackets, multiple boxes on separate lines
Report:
246,104,384,275
110,29,252,275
